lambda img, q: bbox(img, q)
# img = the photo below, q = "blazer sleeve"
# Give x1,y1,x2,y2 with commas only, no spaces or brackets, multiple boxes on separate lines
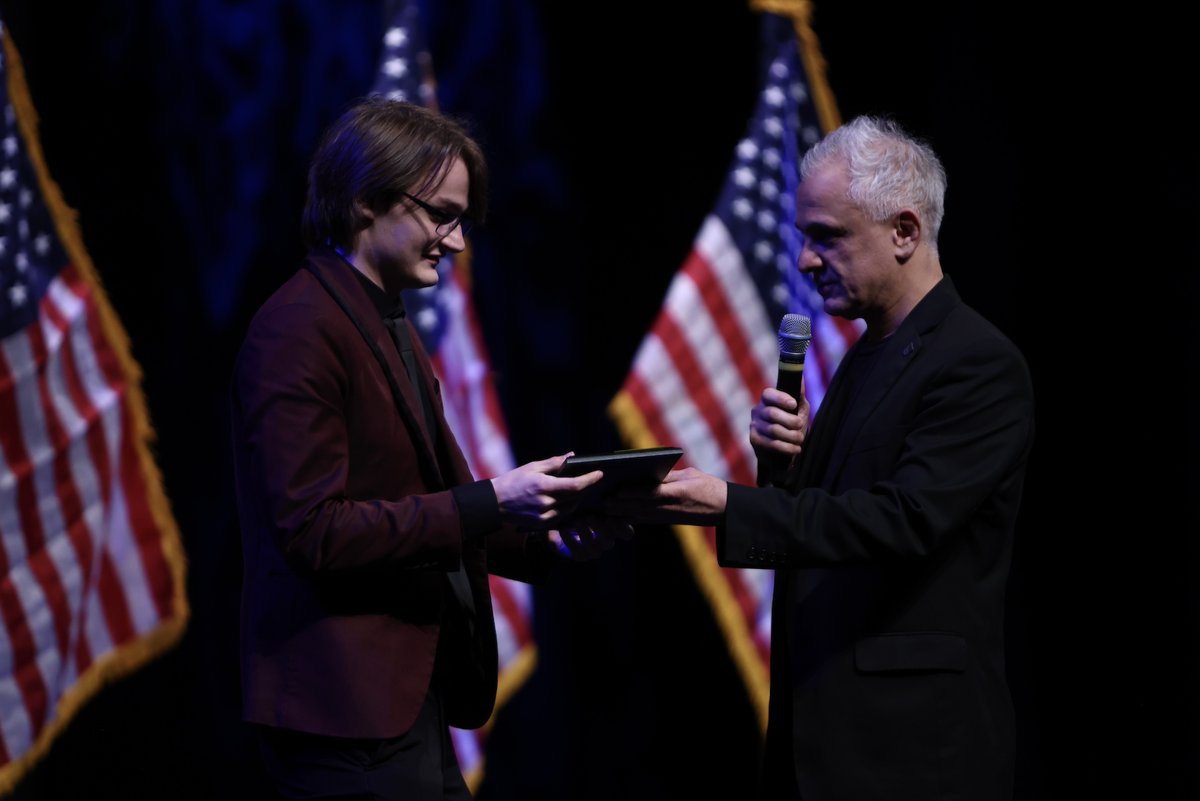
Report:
232,297,469,574
451,482,559,583
719,321,1034,568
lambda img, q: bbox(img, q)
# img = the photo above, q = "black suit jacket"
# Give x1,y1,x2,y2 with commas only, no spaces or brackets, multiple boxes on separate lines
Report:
230,249,555,739
721,277,1034,801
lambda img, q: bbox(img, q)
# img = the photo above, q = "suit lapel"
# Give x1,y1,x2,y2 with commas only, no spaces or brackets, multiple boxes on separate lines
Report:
798,276,962,491
820,332,922,486
304,252,446,490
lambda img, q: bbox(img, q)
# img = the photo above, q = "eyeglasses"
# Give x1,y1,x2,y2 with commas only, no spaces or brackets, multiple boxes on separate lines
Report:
400,191,473,237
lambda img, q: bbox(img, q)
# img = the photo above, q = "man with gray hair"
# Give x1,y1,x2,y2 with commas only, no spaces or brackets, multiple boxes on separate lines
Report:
611,115,1035,800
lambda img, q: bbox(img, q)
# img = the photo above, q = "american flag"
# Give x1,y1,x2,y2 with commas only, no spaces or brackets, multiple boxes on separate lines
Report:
0,23,188,796
608,9,861,729
370,0,533,789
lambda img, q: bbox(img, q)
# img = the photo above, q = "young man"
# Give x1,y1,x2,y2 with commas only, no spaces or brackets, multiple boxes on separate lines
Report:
230,97,622,800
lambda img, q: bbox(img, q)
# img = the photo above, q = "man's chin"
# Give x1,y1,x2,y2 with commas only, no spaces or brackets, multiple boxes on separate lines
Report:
416,261,441,287
822,297,845,316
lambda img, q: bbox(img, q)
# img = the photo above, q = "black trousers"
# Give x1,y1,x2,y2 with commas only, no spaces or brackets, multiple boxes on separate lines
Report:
256,691,472,801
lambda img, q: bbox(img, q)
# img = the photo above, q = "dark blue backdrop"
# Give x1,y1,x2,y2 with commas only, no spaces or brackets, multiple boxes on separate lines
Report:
0,1,1195,799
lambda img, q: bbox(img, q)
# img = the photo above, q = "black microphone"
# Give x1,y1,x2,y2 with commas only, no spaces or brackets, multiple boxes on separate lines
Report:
759,314,811,487
775,313,811,402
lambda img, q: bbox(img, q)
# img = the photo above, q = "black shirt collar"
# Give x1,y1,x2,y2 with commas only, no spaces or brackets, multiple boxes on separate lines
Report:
332,248,405,320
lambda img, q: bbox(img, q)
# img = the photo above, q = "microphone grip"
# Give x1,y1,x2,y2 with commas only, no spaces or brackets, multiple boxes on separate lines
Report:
775,359,804,404
758,358,804,488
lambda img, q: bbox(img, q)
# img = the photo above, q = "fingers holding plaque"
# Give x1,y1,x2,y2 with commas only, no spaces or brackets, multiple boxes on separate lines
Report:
555,446,682,516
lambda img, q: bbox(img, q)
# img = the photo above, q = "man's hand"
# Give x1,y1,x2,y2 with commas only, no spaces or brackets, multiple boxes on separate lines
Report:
603,467,728,527
750,386,810,462
490,452,602,529
548,517,635,561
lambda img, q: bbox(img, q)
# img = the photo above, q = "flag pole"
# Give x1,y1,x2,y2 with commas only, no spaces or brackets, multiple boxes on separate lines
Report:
749,0,841,134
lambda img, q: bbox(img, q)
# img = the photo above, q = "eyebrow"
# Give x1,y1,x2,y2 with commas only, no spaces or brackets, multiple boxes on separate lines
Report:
404,192,465,217
426,196,467,215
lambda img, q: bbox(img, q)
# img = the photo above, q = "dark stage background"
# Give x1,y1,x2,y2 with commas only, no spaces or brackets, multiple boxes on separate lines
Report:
0,1,1195,799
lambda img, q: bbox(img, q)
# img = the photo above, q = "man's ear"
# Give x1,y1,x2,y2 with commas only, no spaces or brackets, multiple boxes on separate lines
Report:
355,200,376,226
892,210,921,260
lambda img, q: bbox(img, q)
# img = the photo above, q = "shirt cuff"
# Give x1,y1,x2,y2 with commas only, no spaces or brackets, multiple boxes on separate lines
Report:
451,479,503,540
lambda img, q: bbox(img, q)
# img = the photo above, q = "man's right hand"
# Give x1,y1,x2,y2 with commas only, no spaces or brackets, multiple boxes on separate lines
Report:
490,452,603,529
750,386,810,463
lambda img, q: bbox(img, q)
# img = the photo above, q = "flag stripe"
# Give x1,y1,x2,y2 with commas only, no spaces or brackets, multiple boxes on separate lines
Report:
677,227,774,479
622,373,672,451
0,570,44,743
41,277,104,684
656,313,752,482
0,343,61,737
427,265,514,481
54,267,137,655
35,284,107,704
692,219,777,393
668,268,756,477
60,265,173,629
31,311,86,665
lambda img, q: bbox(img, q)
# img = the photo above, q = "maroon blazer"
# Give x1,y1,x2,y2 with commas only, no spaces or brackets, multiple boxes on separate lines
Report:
230,249,552,739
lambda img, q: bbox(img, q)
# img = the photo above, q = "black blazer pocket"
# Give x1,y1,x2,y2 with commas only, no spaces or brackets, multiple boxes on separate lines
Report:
854,632,968,673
